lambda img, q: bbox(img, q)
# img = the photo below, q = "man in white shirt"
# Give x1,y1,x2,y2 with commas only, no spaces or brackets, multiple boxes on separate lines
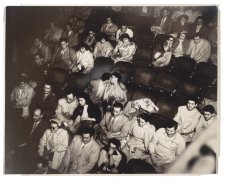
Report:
192,105,217,140
116,25,134,42
174,97,201,142
55,89,78,124
186,33,211,63
58,127,100,174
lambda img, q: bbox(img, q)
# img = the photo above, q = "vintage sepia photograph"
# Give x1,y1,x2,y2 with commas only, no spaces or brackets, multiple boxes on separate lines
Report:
4,5,219,174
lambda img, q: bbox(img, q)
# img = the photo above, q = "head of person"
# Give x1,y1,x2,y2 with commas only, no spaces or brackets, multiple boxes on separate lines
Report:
77,92,91,106
137,113,149,127
88,30,95,38
179,14,188,23
33,108,43,122
99,34,108,44
179,6,185,11
203,105,216,121
43,81,53,95
65,89,76,104
110,72,122,84
59,37,68,50
196,16,204,26
81,126,95,144
101,72,111,84
112,102,124,117
120,33,132,43
186,96,198,111
108,138,121,151
179,31,187,40
161,9,169,18
165,120,178,138
50,22,56,29
49,118,61,133
121,25,128,33
79,43,89,53
34,38,42,47
34,53,44,66
65,22,73,32
194,33,201,44
36,157,49,174
167,35,175,45
106,17,112,24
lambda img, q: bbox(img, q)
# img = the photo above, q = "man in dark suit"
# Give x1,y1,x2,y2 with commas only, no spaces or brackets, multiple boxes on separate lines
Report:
13,108,49,173
188,16,209,40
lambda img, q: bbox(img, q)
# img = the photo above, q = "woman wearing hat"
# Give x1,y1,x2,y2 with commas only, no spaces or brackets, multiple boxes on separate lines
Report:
111,33,136,63
38,118,69,170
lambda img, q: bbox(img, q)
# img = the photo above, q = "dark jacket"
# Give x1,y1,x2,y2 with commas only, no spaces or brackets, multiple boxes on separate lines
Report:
153,17,173,34
188,24,209,40
172,21,190,34
172,38,190,55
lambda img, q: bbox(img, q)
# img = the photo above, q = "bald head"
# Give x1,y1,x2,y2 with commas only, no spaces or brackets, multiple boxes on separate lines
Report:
33,109,43,122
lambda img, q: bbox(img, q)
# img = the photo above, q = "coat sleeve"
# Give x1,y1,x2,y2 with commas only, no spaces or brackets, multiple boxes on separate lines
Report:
55,130,69,152
99,113,108,135
38,130,48,156
113,118,131,140
78,144,100,173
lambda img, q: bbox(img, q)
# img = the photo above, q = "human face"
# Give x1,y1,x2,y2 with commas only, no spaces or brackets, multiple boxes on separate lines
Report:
79,97,86,106
112,107,121,117
167,38,174,45
203,111,214,121
19,81,26,89
34,38,41,47
162,10,169,18
196,18,203,26
106,17,112,24
80,47,86,53
50,123,59,133
89,31,94,37
110,75,118,84
82,133,92,144
122,38,129,44
179,33,186,40
137,117,147,127
186,100,197,111
34,55,43,65
194,36,201,44
66,25,72,32
33,109,42,122
121,26,127,33
166,127,176,138
100,38,106,44
43,84,52,95
60,41,68,50
66,94,75,104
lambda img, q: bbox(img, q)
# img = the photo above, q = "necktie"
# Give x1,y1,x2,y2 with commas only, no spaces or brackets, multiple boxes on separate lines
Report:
109,117,116,131
160,18,165,28
30,122,39,135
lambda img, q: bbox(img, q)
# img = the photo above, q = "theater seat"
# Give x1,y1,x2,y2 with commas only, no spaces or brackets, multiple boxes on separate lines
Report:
132,89,157,103
68,72,90,90
171,57,196,79
89,57,114,80
130,67,156,90
192,62,217,87
156,97,178,119
174,80,202,106
152,72,177,97
133,47,153,67
111,61,134,83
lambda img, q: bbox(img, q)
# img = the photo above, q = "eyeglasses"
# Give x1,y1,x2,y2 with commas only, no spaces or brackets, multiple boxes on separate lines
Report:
51,127,57,130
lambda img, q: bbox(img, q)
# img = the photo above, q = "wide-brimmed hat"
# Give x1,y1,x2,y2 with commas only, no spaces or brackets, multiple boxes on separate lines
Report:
50,118,62,127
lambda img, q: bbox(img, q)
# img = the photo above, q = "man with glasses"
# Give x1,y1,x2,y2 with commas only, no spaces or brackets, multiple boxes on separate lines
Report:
58,127,100,174
38,118,69,171
51,37,77,72
142,120,186,173
192,105,217,140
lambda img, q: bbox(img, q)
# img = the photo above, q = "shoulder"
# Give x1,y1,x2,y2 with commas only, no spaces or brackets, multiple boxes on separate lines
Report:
155,128,165,135
58,98,67,104
175,132,186,144
120,114,129,122
119,83,127,90
92,140,101,150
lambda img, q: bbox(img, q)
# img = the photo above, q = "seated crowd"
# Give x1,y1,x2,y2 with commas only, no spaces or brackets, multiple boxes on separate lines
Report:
8,6,218,174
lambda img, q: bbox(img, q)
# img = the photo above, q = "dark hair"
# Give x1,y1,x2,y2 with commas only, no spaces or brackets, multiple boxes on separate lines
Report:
77,92,91,105
113,102,124,110
37,157,48,168
194,33,201,38
120,33,132,41
166,120,178,130
203,105,216,114
79,43,90,51
196,16,204,22
101,72,111,81
44,81,53,88
138,113,150,123
109,138,121,149
65,88,76,97
59,37,68,44
111,72,122,83
178,14,189,21
97,33,109,41
187,96,199,104
65,22,73,28
81,126,95,137
34,53,43,59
